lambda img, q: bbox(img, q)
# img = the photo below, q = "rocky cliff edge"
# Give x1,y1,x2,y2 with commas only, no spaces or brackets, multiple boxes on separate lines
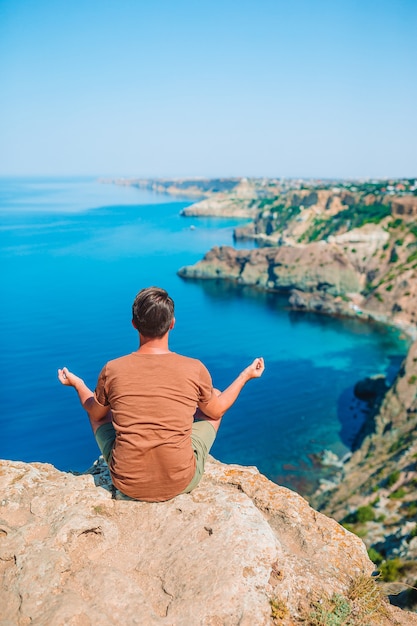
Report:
1,457,413,625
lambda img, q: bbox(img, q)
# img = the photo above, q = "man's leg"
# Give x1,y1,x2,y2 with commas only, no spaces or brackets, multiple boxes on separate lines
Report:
182,391,223,495
88,409,113,435
90,409,115,464
182,419,217,494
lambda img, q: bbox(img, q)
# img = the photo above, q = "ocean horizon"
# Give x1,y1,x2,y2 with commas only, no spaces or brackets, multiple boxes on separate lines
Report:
0,177,409,495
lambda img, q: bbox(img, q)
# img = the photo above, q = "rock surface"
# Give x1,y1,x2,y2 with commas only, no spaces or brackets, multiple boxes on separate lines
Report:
178,221,417,338
180,179,260,218
178,244,364,297
176,181,417,607
102,177,244,198
312,341,417,572
179,182,417,337
1,457,412,625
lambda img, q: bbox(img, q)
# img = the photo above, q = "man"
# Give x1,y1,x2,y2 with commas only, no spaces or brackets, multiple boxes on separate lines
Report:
58,286,264,502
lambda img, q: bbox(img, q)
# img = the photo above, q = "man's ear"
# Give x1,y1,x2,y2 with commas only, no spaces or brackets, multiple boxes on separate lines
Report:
169,317,176,330
132,319,138,330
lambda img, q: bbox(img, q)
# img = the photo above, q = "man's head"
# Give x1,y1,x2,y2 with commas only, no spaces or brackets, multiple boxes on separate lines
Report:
132,286,175,338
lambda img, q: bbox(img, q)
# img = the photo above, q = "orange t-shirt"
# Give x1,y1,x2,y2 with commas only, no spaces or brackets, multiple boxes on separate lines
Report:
94,352,213,501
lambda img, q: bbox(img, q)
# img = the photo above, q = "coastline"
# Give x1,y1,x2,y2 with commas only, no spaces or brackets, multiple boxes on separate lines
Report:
3,175,417,614
177,244,417,342
172,178,417,599
288,289,417,341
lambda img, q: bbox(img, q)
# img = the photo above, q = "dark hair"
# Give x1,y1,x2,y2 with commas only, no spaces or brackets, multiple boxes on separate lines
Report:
132,287,174,338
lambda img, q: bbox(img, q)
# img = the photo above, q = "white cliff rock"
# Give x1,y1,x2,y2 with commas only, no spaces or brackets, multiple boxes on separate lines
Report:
327,224,390,246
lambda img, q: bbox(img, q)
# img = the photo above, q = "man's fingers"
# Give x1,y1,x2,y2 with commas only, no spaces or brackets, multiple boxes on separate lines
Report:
245,357,264,379
58,367,70,384
253,358,264,376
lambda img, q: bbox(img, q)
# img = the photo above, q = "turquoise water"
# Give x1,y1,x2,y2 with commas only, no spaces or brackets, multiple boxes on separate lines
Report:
0,177,408,494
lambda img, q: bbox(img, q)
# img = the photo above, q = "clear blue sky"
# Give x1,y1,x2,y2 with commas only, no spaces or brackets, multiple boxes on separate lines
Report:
1,0,416,178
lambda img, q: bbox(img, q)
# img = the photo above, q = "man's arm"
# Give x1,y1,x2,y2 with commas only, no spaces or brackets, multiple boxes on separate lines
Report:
57,367,110,422
198,357,264,420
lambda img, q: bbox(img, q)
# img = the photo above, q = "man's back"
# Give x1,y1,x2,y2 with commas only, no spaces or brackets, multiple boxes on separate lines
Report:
58,285,264,502
94,352,213,501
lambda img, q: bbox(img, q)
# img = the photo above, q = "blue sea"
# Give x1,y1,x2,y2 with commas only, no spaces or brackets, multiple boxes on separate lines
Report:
0,177,408,494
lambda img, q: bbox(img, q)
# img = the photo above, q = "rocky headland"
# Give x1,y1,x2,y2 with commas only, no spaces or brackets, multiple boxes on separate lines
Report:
179,178,265,218
176,177,417,605
100,177,245,198
178,181,417,338
1,456,414,625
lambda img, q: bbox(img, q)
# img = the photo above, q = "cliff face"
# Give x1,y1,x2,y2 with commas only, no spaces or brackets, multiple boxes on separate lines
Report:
392,196,417,218
178,243,364,296
1,456,411,625
180,179,262,218
311,340,417,574
176,181,417,603
102,177,244,198
178,190,417,337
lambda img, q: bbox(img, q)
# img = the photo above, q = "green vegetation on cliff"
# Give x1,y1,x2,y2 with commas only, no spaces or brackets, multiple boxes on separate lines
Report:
299,202,392,243
178,177,417,611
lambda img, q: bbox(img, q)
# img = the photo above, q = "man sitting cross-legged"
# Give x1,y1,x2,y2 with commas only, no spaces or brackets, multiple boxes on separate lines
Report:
58,286,264,502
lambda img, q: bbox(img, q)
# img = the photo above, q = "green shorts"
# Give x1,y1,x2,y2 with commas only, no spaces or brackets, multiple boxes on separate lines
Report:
94,419,217,497
182,420,217,493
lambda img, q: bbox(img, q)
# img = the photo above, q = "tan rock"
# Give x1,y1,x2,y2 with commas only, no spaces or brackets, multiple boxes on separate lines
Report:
180,195,257,218
312,340,417,588
178,243,364,296
391,196,417,218
328,223,389,244
1,457,408,625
